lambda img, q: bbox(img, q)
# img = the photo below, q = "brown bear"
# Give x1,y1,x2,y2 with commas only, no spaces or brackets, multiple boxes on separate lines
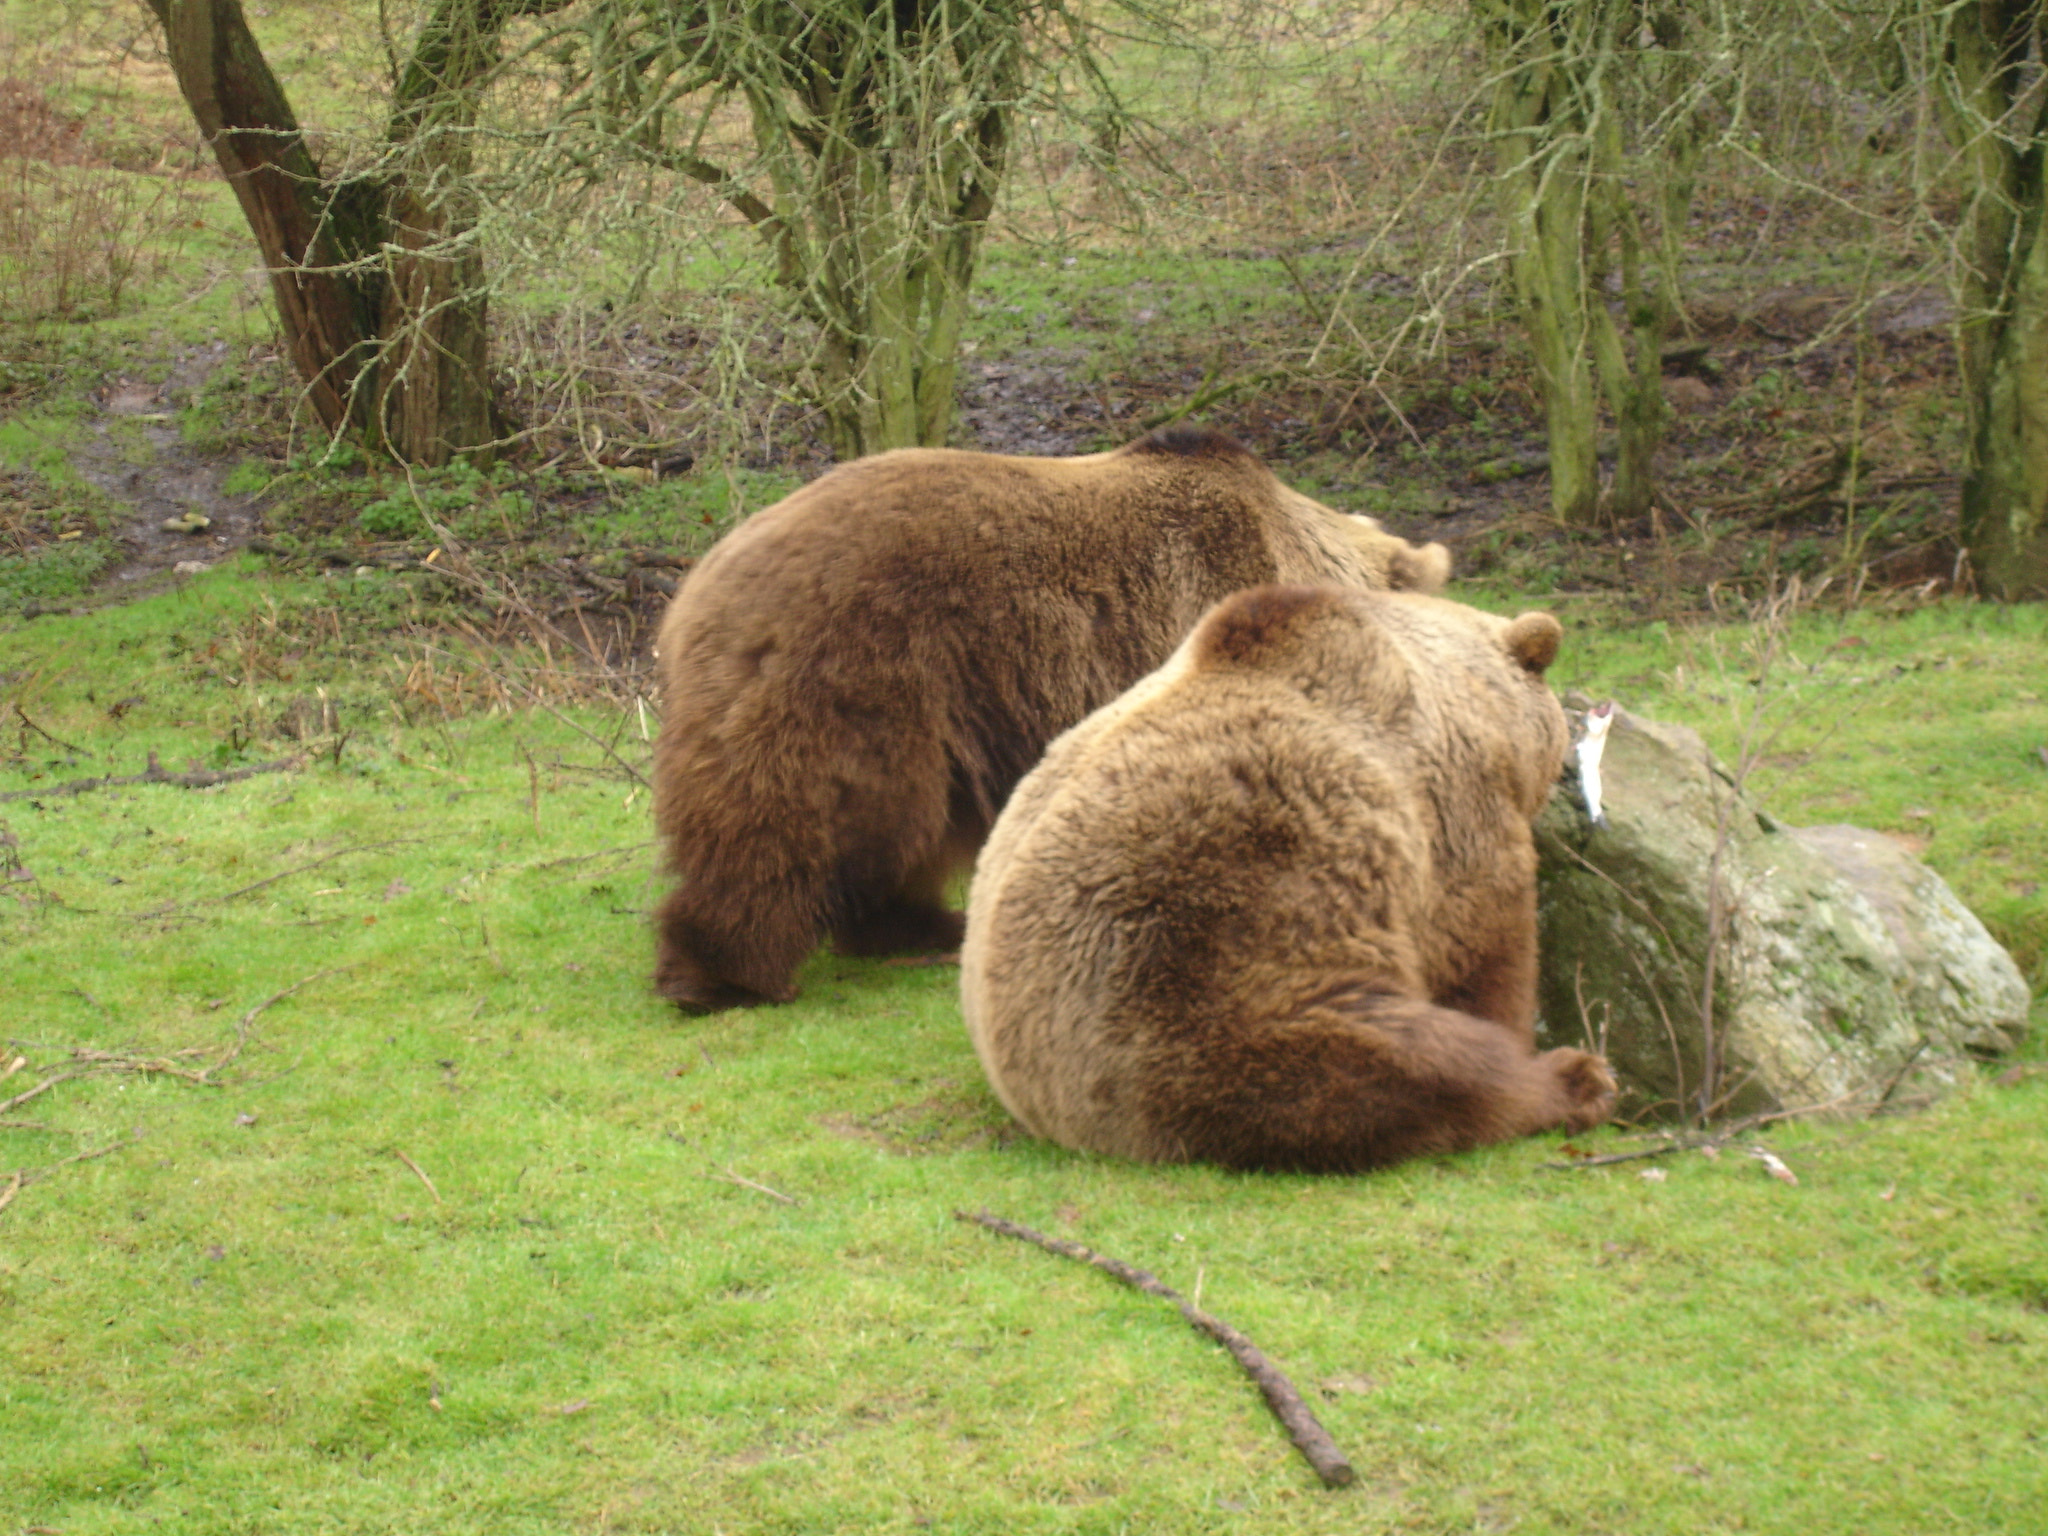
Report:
959,583,1617,1172
651,428,1451,1011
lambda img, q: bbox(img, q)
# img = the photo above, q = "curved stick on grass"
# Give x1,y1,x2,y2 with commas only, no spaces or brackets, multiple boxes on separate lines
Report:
957,1209,1355,1489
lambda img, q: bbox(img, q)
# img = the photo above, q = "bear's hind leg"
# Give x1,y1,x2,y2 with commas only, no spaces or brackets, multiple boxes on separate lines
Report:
653,885,807,1012
827,827,977,959
1152,987,1615,1173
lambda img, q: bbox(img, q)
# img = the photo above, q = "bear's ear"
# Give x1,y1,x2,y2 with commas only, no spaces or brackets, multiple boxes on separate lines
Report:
1502,612,1562,674
1392,541,1452,595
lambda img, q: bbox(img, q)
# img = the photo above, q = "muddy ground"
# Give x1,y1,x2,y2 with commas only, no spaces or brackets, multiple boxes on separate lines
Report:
72,344,266,595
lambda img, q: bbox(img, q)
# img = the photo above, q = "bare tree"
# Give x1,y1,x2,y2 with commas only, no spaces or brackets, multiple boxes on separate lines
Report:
1903,0,2048,599
1475,1,1735,524
552,0,1132,459
143,0,565,464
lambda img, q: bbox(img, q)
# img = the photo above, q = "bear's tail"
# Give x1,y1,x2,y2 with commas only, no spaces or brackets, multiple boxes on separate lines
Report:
1146,985,1615,1173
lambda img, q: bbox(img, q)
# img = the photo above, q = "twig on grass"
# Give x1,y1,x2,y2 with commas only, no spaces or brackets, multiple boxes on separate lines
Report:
712,1167,800,1205
1,1135,145,1218
0,1071,82,1117
1536,1093,1867,1172
128,840,439,926
394,1149,443,1204
520,741,542,834
529,839,653,873
1539,1142,1688,1171
0,751,305,803
204,970,343,1083
0,972,334,1132
957,1209,1355,1490
11,703,89,757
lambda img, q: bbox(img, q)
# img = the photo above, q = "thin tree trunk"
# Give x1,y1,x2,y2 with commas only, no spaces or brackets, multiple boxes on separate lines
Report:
146,0,383,438
1479,1,1715,526
1943,2,2048,599
373,0,530,464
1486,2,1602,524
1961,195,2048,598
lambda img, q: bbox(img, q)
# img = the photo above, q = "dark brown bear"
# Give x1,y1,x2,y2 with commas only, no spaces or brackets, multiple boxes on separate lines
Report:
650,429,1451,1010
960,583,1617,1172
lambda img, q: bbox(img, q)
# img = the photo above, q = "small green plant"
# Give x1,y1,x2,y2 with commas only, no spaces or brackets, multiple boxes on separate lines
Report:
219,460,274,497
357,460,494,541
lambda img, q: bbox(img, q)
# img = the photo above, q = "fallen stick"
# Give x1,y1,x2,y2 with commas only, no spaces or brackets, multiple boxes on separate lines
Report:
1,1136,144,1216
203,970,342,1083
0,1071,80,1117
957,1209,1355,1489
712,1167,800,1205
394,1149,443,1204
127,838,437,924
10,702,89,757
0,751,306,803
1535,1141,1682,1171
1535,1095,1869,1173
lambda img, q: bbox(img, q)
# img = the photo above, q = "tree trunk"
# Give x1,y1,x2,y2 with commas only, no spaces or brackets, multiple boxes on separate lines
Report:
146,0,383,439
147,0,539,465
1959,198,2048,599
372,0,528,464
1486,5,1602,524
779,105,1002,459
1478,1,1714,526
1942,2,2048,599
642,7,1015,462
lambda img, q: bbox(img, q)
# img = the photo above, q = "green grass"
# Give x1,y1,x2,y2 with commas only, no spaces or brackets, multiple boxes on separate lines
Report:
3,568,2045,1533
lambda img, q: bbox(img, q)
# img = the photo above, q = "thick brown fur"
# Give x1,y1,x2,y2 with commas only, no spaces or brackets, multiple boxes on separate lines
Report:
651,429,1452,1010
959,584,1616,1173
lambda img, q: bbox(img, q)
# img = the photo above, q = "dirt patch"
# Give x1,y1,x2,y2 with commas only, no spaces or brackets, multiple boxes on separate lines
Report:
956,349,1105,457
817,1087,1017,1156
70,344,266,597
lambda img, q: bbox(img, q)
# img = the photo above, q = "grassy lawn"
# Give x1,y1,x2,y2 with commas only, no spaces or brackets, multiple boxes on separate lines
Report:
3,9,2045,1530
3,567,2044,1534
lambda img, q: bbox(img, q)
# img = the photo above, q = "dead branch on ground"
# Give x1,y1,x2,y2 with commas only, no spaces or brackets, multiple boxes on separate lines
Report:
957,1209,1355,1489
1,1134,144,1218
10,702,90,757
0,751,306,803
132,839,438,923
1536,1092,1872,1172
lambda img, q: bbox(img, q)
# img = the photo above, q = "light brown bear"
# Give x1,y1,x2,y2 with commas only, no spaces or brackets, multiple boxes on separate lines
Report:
651,428,1451,1011
960,582,1617,1173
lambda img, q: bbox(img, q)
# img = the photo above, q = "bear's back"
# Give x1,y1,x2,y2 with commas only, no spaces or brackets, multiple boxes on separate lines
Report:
654,440,1298,749
961,585,1569,1159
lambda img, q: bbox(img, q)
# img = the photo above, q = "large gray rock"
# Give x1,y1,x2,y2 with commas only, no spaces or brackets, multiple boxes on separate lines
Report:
1533,707,2031,1119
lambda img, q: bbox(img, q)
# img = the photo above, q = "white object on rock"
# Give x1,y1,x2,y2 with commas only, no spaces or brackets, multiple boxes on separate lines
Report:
172,560,210,577
1577,702,1614,828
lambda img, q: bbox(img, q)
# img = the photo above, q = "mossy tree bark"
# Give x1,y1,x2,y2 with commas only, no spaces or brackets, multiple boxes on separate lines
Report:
146,0,561,464
1933,1,2048,600
1477,2,1721,525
